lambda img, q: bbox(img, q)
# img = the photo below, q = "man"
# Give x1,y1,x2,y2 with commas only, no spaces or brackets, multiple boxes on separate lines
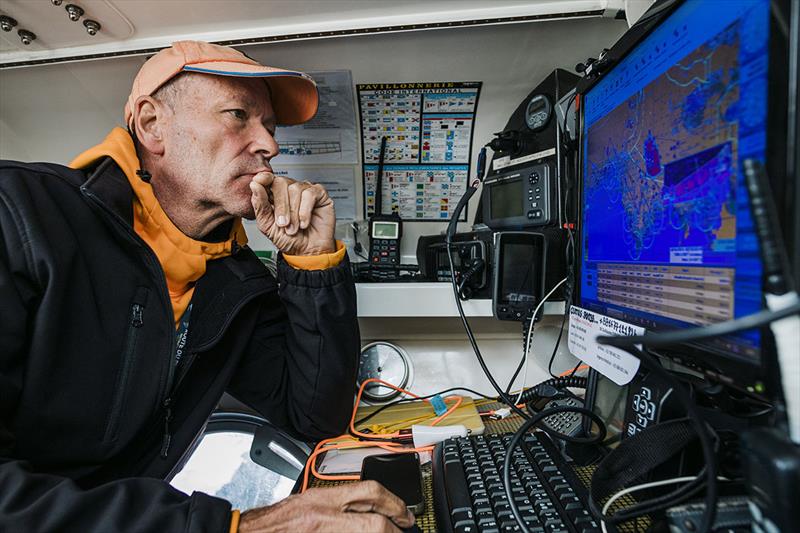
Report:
0,41,414,532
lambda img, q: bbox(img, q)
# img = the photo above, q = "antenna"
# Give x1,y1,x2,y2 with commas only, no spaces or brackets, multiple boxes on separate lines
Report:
374,136,387,216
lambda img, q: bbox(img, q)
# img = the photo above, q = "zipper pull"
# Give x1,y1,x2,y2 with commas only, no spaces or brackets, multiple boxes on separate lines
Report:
132,304,143,328
160,397,173,458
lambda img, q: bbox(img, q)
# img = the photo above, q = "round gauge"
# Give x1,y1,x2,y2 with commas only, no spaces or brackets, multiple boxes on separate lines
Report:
357,342,411,402
525,94,552,131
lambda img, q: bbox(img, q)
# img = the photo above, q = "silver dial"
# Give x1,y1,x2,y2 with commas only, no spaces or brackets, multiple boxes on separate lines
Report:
357,342,411,402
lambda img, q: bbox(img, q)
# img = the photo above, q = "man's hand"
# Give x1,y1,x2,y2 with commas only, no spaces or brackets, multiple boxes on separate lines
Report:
238,481,414,532
250,172,336,256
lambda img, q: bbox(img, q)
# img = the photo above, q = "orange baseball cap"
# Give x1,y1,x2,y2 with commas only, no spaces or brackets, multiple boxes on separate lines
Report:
124,40,318,130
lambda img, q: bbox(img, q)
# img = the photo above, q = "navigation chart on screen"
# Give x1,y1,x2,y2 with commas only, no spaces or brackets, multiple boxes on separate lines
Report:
580,0,768,357
584,21,743,267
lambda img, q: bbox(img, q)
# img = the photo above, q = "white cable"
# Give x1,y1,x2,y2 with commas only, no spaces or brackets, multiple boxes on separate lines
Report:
512,277,568,405
599,475,729,533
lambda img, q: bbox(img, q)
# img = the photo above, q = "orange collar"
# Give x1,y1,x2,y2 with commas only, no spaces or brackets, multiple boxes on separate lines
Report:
70,127,248,326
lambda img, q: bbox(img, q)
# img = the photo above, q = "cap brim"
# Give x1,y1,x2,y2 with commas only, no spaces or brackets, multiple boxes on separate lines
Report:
183,61,318,125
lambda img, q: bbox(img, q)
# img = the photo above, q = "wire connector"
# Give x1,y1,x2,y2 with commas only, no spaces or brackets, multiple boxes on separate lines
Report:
489,408,512,420
430,394,448,416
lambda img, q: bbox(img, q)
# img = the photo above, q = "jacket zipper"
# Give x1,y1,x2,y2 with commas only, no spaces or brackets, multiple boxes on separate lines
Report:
158,286,269,458
103,300,145,442
82,187,178,426
82,185,271,459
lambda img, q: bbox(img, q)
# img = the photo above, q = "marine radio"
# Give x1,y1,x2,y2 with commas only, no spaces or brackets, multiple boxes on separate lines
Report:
368,137,402,269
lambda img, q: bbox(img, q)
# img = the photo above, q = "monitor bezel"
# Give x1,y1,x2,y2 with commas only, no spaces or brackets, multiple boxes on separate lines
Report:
573,0,794,399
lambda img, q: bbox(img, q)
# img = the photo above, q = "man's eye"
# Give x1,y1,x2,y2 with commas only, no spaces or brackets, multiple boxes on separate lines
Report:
228,109,247,120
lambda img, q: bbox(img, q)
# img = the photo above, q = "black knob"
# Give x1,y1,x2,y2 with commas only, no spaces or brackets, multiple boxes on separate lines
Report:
0,15,17,32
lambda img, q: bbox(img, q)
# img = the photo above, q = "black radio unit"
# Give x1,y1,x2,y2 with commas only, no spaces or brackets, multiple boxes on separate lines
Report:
416,231,492,299
482,161,553,229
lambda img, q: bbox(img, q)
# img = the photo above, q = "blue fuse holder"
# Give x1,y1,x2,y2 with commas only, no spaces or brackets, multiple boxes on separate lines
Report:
430,395,448,416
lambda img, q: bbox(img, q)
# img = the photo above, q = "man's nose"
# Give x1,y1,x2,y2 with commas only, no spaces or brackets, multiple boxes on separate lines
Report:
250,123,279,162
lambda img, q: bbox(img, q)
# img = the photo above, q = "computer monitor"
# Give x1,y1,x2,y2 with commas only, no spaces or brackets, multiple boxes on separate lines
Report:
575,0,795,394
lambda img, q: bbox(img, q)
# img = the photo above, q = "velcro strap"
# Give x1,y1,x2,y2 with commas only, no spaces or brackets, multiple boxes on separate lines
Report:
590,418,697,504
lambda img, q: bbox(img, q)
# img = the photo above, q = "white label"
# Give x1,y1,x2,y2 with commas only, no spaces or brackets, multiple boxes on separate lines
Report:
567,306,643,385
492,155,511,170
508,147,556,167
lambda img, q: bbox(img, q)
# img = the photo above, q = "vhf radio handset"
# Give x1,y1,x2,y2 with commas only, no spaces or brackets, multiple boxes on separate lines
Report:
369,137,403,268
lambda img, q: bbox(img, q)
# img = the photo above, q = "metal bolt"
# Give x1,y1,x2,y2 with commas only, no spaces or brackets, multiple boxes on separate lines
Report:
65,4,84,22
0,15,18,32
51,0,64,5
83,19,101,36
18,29,36,46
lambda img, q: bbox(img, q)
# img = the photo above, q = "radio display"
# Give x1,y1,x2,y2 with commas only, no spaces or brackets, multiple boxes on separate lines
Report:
489,179,522,219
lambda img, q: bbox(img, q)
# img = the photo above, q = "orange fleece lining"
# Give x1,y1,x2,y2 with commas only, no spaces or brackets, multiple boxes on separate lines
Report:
283,240,345,270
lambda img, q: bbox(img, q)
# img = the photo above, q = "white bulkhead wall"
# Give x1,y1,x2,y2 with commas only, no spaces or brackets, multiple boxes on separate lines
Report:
0,2,629,397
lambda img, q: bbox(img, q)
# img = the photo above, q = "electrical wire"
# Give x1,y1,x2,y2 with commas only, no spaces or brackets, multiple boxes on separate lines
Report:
512,277,569,404
354,386,495,427
598,476,730,533
502,405,606,533
546,310,569,379
301,378,468,491
350,378,463,441
445,147,530,420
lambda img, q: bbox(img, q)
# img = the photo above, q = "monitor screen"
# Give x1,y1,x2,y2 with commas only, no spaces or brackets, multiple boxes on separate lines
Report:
500,243,538,305
579,0,769,364
490,178,523,219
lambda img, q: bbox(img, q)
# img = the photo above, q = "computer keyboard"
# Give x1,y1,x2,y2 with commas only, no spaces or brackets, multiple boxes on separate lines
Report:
432,431,601,533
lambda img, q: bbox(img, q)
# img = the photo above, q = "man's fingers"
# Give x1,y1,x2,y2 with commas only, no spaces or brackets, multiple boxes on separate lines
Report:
286,182,305,235
271,177,290,228
249,181,273,233
298,185,325,230
251,171,275,189
337,481,414,529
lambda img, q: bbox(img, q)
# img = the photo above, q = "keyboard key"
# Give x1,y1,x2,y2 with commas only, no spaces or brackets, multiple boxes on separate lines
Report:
454,520,478,533
453,509,475,523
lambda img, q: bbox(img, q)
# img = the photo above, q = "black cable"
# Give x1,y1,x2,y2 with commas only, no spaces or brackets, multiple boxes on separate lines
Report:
446,148,530,420
353,386,495,427
598,299,800,349
506,318,533,396
546,311,568,379
587,347,719,532
503,405,606,533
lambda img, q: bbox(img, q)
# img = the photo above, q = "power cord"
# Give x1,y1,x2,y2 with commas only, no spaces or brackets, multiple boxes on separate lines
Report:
446,146,530,420
512,277,568,404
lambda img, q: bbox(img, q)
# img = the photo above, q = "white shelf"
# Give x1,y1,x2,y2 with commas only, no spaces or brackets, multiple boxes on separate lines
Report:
356,282,565,317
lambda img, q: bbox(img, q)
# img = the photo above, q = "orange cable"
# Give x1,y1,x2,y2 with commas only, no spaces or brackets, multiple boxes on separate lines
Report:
559,364,589,377
301,378,465,491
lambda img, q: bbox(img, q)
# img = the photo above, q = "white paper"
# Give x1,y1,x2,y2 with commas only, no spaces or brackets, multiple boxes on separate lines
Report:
271,166,357,221
567,306,643,385
274,71,358,165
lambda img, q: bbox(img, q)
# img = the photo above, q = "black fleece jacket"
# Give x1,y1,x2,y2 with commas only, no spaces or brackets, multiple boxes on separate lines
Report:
0,157,360,532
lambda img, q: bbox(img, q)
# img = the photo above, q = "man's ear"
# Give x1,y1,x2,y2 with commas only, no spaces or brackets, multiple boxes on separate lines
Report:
133,96,166,156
